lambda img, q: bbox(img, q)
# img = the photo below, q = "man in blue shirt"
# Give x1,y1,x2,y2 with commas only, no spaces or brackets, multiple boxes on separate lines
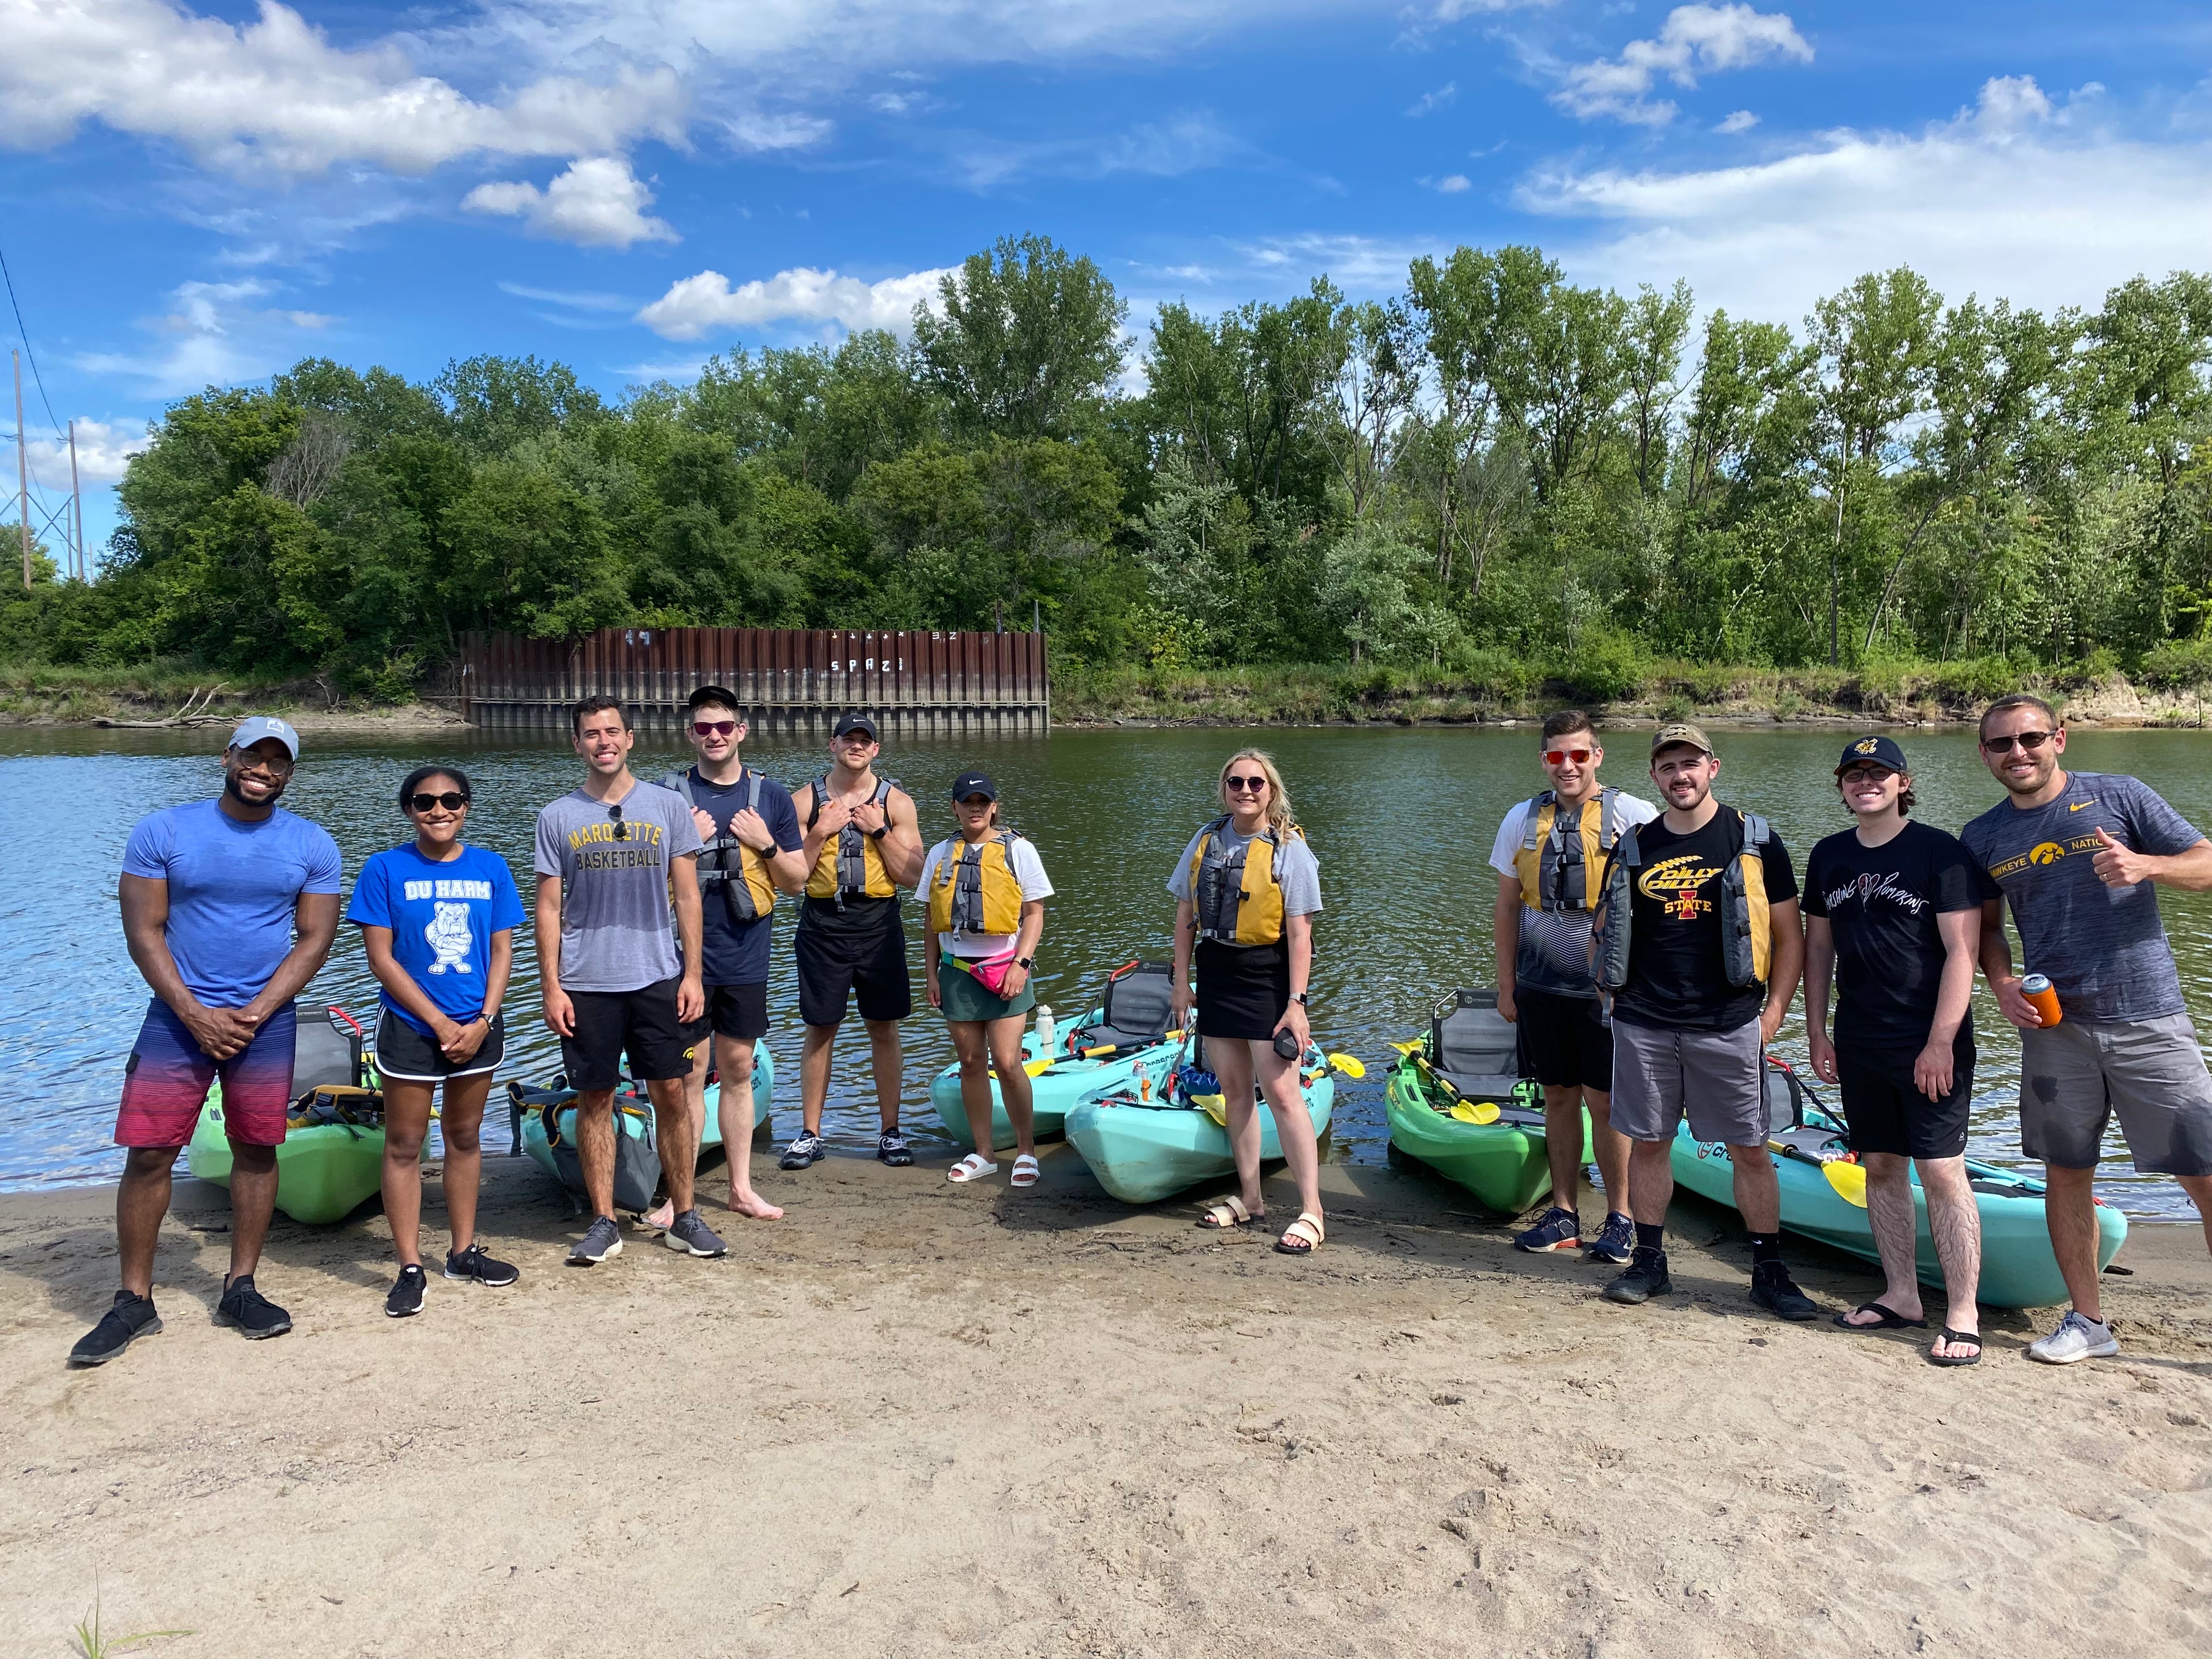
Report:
656,687,806,1221
71,717,342,1366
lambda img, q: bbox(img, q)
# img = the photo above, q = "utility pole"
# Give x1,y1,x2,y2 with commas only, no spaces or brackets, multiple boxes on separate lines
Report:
67,419,83,580
14,350,29,590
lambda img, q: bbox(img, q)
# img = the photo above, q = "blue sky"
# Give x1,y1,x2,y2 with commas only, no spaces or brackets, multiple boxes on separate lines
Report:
6,0,2212,558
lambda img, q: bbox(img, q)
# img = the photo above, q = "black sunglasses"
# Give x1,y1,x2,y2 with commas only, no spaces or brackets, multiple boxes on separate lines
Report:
1225,774,1268,792
1981,730,2056,754
410,791,469,812
608,803,628,841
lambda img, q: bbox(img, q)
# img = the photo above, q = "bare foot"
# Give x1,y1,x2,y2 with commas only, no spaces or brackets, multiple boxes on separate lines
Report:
642,1201,674,1231
728,1190,785,1220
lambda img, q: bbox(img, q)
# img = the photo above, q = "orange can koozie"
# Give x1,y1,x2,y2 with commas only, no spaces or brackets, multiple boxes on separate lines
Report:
2022,973,2063,1028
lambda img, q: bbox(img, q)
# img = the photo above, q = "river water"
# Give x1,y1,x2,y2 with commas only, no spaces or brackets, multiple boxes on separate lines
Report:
6,722,2211,1219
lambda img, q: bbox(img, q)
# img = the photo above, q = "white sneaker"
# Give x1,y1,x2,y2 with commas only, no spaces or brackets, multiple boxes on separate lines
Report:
2027,1309,2119,1365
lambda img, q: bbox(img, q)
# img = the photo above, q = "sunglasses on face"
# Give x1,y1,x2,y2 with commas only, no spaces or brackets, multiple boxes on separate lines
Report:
1982,730,2056,754
1225,775,1268,793
1838,766,1895,787
1544,748,1594,766
410,792,468,812
692,720,737,737
608,803,628,841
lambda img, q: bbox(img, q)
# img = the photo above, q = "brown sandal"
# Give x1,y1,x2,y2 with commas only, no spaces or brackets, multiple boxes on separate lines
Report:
1196,1195,1263,1229
1275,1211,1325,1255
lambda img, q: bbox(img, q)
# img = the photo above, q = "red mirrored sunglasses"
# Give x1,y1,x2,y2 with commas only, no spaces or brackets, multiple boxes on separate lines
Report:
1543,748,1594,765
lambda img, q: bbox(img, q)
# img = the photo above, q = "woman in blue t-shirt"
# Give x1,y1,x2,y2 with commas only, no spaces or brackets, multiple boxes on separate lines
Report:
346,766,527,1317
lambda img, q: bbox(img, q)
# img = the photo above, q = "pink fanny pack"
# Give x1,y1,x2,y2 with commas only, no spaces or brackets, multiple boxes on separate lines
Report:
955,946,1020,996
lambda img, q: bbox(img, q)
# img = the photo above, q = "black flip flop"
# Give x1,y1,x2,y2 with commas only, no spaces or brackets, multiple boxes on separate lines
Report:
1927,1328,1983,1367
1832,1301,1927,1331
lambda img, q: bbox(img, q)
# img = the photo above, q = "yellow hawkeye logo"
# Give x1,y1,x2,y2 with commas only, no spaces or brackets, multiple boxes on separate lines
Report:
1638,854,1723,921
2027,842,2066,865
1989,834,2103,880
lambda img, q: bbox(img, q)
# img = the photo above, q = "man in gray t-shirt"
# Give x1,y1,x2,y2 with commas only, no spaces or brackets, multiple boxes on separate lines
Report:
533,695,718,1266
1965,694,2212,1366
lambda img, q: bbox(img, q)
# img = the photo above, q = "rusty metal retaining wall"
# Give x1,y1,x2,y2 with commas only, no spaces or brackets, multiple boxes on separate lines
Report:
456,627,1049,736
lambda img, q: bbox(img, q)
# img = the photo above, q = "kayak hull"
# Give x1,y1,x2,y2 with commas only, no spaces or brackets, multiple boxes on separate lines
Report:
187,1092,394,1226
1669,1124,2128,1309
1382,1055,1589,1215
1065,1063,1336,1206
520,1045,776,1183
930,1014,1171,1150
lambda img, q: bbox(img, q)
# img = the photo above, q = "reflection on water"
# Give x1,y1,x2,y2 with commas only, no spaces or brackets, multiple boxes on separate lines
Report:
5,721,2211,1219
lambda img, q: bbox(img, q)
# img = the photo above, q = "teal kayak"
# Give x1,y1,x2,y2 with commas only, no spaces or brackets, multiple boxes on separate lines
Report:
1670,1061,2127,1309
930,1005,1176,1150
1065,1045,1339,1205
518,1044,776,1189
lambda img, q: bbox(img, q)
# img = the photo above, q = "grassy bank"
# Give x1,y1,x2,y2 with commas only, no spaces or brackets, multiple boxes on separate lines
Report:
1053,655,2212,728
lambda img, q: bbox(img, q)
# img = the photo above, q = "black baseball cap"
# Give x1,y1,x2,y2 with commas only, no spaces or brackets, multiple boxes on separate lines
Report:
687,685,744,717
1835,734,1910,775
950,771,998,802
832,713,879,741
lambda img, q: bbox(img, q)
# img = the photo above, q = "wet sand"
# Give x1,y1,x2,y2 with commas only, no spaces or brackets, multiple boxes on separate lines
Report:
2,1146,2207,1658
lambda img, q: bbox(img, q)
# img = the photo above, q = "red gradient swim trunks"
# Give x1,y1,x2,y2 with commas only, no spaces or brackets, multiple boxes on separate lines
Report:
115,1000,297,1150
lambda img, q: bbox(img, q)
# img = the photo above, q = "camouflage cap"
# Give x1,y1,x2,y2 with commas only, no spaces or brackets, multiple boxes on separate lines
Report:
1650,721,1714,759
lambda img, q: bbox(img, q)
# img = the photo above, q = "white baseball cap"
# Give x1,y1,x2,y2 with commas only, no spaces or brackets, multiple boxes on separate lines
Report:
228,716,301,759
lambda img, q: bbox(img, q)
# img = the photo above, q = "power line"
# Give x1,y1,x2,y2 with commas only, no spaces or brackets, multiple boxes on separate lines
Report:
0,245,64,437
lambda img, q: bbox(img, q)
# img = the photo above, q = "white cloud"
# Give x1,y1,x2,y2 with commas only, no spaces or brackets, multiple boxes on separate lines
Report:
1716,109,1759,134
0,0,685,175
24,418,150,486
74,276,338,395
497,282,635,310
1434,173,1472,192
637,264,955,340
464,157,678,248
1523,77,2212,323
1554,5,1812,127
1407,83,1457,118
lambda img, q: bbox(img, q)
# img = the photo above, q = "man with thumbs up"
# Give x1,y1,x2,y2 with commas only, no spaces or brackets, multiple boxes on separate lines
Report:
1963,694,2212,1365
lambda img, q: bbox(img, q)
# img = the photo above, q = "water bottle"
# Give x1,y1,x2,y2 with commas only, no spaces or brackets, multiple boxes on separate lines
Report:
1033,1005,1055,1056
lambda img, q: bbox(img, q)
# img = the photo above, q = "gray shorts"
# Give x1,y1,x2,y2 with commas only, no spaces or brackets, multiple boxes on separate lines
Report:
2020,1014,2212,1176
1610,1018,1767,1147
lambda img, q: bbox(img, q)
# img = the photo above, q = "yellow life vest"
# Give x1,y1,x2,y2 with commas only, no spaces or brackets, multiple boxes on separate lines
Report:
660,768,775,922
1190,815,1305,946
1513,787,1624,914
926,830,1026,937
804,774,900,903
1594,806,1773,991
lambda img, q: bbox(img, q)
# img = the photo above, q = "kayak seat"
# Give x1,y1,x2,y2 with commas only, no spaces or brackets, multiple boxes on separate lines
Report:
1431,990,1527,1085
1770,1126,1845,1157
1074,959,1176,1053
294,1007,363,1092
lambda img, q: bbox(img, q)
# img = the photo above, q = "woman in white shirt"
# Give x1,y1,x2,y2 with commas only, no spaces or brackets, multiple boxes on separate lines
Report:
922,769,1052,1188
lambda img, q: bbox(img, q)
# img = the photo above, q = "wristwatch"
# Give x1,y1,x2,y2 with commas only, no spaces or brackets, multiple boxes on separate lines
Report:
1015,956,1034,969
869,824,888,839
1290,991,1310,1006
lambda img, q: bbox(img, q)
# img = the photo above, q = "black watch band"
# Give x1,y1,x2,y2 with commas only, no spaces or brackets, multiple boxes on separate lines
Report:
869,825,888,839
1016,956,1034,969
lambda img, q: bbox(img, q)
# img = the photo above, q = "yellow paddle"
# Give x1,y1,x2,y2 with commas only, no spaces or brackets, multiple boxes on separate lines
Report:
1448,1100,1501,1126
1022,1058,1053,1077
1193,1092,1228,1127
1327,1052,1366,1078
1822,1158,1869,1208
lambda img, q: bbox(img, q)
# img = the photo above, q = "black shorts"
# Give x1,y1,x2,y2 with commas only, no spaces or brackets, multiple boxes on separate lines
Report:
796,903,912,1027
703,982,770,1041
1514,988,1611,1092
1195,938,1290,1041
1836,1041,1974,1160
561,978,704,1089
375,1009,506,1083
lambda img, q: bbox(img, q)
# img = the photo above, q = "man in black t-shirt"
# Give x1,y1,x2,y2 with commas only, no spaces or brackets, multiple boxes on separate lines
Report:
1805,735,1993,1365
1592,723,1814,1320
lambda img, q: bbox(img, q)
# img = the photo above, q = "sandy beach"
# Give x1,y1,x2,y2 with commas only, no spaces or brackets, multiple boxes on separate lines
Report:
3,1145,2207,1658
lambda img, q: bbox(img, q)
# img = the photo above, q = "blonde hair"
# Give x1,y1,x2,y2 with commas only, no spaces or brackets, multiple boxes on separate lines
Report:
1217,748,1296,834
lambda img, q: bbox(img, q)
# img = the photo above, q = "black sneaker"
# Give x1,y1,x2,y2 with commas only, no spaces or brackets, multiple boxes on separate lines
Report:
1602,1246,1672,1305
1751,1261,1819,1322
779,1131,826,1171
566,1215,624,1266
385,1264,427,1319
444,1243,520,1287
68,1291,162,1368
664,1209,728,1257
216,1274,293,1340
877,1129,915,1168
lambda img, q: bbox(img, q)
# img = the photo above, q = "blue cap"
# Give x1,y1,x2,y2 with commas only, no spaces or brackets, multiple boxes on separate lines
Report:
228,716,300,759
1836,734,1909,775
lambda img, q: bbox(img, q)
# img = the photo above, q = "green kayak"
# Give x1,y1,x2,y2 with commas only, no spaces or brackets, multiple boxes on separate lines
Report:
1672,1056,2129,1309
186,1005,389,1225
1064,1043,1339,1205
1384,1052,1588,1215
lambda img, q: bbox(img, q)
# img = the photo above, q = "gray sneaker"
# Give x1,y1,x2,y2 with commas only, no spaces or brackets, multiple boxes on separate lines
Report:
566,1216,624,1267
664,1209,728,1258
2028,1309,2119,1365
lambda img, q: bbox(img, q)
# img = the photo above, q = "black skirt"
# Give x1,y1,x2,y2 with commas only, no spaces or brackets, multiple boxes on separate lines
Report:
1195,939,1290,1041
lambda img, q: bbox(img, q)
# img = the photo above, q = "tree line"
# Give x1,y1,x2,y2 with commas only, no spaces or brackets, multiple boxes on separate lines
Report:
9,233,2212,700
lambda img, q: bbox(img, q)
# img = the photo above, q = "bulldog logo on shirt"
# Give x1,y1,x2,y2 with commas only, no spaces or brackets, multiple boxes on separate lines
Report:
425,902,474,974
